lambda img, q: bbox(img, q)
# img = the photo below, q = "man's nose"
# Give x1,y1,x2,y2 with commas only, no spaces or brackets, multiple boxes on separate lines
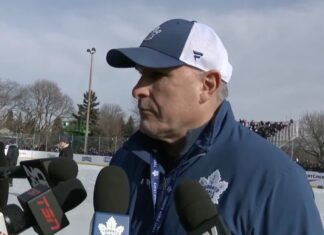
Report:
132,78,150,99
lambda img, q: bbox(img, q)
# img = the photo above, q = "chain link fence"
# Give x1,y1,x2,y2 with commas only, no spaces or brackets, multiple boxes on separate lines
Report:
0,133,128,156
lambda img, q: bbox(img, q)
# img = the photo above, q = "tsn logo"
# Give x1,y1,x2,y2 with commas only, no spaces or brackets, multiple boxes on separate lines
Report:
37,196,61,231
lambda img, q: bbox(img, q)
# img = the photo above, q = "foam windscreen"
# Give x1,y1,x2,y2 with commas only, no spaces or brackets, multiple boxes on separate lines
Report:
93,165,129,214
174,180,218,231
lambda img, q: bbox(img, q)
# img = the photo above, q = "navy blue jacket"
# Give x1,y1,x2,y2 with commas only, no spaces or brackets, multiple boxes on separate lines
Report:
110,101,323,235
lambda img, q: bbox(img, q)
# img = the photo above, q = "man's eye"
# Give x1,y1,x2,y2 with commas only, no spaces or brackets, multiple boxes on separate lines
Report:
150,71,167,78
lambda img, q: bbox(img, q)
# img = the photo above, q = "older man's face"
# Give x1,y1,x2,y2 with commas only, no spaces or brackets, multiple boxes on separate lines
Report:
132,65,205,143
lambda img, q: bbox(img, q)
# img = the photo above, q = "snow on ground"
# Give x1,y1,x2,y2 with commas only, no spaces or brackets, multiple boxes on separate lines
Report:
7,164,324,234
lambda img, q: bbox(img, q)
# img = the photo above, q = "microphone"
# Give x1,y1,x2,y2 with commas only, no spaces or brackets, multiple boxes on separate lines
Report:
52,176,87,212
91,166,130,235
174,180,230,235
0,157,78,187
0,210,9,235
1,204,29,235
0,165,25,178
1,178,87,235
47,158,78,186
0,156,9,209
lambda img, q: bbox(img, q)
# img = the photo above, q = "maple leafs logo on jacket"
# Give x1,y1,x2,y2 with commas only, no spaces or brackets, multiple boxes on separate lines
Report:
199,170,228,204
98,216,125,235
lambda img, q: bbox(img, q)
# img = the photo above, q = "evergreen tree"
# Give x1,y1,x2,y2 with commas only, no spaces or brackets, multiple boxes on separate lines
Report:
73,90,99,135
51,117,64,136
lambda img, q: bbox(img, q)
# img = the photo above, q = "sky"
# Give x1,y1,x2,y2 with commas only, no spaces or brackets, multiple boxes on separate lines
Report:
0,0,323,122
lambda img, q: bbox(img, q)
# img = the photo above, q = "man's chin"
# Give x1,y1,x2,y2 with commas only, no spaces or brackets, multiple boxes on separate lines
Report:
139,123,160,140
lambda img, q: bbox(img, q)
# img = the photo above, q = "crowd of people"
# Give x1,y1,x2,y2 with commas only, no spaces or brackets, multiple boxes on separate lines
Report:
298,161,324,173
81,148,115,156
239,119,294,139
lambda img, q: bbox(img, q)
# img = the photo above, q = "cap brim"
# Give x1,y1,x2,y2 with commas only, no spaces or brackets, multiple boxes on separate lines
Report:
107,47,185,69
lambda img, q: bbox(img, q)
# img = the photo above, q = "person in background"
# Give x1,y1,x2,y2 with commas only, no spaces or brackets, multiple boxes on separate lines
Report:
0,141,9,208
5,144,19,187
58,136,73,159
105,19,323,234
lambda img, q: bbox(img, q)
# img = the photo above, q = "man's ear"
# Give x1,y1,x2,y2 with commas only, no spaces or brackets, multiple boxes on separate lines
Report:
199,70,221,103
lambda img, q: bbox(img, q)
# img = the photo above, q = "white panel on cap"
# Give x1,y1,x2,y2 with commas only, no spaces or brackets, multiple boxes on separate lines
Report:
179,22,232,83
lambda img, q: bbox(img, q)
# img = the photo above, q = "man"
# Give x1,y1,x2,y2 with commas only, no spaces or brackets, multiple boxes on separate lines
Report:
58,136,73,159
106,19,323,234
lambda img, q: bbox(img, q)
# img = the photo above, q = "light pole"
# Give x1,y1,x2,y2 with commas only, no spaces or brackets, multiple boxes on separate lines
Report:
84,47,96,154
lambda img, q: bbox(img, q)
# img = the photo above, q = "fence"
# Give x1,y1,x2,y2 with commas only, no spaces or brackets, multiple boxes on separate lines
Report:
267,121,299,148
0,121,300,156
0,133,128,155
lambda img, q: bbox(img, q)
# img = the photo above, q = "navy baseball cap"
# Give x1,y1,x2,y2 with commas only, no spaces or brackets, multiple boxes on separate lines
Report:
107,19,233,83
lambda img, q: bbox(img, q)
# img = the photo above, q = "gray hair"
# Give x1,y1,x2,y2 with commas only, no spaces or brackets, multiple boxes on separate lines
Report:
217,80,228,103
192,66,229,102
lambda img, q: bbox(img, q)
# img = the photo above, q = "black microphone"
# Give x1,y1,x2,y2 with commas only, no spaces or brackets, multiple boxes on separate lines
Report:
0,209,9,235
174,180,230,235
1,178,87,235
47,158,78,186
0,156,9,209
0,165,25,178
1,204,29,235
91,165,130,235
0,157,78,187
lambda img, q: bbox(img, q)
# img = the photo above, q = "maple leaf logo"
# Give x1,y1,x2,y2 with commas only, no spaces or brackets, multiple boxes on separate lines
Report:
98,216,125,235
199,170,228,204
144,26,162,41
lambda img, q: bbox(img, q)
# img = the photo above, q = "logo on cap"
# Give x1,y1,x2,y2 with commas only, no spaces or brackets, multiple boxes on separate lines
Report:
144,26,162,41
193,50,203,61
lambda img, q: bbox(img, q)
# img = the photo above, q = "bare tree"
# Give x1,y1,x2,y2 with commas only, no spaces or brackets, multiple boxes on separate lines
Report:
0,78,23,125
297,112,324,163
18,80,74,134
130,98,140,128
96,103,125,137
